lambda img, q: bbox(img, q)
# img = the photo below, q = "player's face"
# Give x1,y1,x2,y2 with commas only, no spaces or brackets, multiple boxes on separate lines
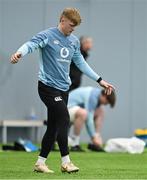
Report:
61,17,76,36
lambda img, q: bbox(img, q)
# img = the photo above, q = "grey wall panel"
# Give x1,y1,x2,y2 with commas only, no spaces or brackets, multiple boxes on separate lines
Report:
0,0,45,120
130,0,147,132
0,0,2,48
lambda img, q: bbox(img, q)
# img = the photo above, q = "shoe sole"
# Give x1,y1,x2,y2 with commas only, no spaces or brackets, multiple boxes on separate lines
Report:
61,169,79,173
34,169,54,174
34,169,43,173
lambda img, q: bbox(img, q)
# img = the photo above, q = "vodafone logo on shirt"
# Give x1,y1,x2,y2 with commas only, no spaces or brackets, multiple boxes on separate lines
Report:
60,47,69,58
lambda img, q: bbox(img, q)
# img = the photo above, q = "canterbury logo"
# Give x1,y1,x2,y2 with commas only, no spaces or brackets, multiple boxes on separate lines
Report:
54,96,62,102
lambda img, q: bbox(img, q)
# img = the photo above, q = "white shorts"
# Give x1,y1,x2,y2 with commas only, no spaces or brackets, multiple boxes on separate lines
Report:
68,106,81,122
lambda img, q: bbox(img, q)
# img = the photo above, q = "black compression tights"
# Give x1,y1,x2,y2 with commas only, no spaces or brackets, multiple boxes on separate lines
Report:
38,81,70,158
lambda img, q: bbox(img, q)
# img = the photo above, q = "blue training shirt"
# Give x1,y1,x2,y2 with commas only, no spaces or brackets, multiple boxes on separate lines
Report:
68,87,101,137
17,27,100,91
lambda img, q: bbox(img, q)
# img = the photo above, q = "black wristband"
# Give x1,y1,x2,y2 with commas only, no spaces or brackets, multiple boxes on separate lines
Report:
97,77,102,83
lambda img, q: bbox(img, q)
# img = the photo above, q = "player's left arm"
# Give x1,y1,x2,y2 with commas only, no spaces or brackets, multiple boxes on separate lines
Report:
72,40,115,95
85,111,103,146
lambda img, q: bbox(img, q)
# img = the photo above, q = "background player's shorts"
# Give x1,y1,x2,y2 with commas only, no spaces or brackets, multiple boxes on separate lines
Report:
68,106,81,122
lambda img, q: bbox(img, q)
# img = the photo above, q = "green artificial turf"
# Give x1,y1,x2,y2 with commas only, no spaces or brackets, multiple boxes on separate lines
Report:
0,148,147,179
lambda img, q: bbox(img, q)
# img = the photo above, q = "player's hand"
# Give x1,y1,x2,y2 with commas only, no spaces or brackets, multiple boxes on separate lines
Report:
10,52,22,64
99,79,115,95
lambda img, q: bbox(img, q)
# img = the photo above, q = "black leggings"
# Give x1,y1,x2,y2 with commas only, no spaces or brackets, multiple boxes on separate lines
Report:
38,81,70,157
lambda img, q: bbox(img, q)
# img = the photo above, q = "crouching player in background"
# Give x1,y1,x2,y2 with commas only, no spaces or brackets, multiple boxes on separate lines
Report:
68,86,116,152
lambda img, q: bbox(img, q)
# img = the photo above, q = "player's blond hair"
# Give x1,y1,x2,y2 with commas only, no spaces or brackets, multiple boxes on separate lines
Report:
60,8,82,26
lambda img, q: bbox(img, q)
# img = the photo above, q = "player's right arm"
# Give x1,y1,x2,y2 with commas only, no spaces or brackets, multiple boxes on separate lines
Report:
72,39,115,95
11,52,22,64
10,30,49,64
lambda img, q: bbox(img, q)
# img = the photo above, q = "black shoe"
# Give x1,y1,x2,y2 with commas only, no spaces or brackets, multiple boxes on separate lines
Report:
70,145,85,152
88,144,105,152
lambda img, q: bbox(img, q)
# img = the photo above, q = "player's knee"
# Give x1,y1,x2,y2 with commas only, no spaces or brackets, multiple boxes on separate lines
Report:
76,108,87,121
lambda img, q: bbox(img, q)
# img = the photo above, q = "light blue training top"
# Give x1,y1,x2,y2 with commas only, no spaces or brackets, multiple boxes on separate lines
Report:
17,27,100,91
68,87,101,138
